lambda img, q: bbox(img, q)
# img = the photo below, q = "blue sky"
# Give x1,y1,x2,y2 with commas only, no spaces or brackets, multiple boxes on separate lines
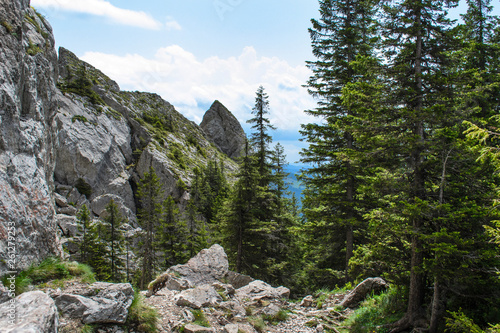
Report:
32,0,499,165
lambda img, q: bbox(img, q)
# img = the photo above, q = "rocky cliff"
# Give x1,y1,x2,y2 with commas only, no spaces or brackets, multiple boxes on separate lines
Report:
0,0,61,271
0,0,241,273
200,100,246,160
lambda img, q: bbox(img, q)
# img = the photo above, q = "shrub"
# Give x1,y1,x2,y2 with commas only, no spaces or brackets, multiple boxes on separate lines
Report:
249,316,267,332
126,292,158,333
263,309,289,324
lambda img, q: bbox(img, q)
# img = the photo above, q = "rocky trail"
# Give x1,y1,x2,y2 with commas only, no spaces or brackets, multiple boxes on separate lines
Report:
0,244,387,333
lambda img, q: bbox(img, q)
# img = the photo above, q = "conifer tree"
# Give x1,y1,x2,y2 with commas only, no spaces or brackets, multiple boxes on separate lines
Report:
247,85,275,184
300,0,379,283
136,167,163,289
155,196,188,269
102,199,126,282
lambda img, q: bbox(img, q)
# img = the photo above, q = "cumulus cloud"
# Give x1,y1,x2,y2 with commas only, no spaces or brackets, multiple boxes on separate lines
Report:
31,0,164,30
80,45,317,133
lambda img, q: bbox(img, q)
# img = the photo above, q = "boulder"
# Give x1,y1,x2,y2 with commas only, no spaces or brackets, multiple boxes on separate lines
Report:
0,291,59,333
167,244,229,287
300,295,314,307
219,300,246,318
175,285,222,309
226,270,254,289
200,100,246,159
236,280,290,302
340,277,388,308
56,214,79,237
55,282,134,324
258,303,281,317
184,323,215,333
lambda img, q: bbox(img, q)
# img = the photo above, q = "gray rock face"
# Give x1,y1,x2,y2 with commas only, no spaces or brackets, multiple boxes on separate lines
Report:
0,0,62,272
55,282,134,324
0,291,59,333
340,277,388,308
167,244,229,287
200,100,246,159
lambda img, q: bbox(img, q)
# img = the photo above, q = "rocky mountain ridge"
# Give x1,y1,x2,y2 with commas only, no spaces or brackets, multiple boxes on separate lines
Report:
0,0,244,273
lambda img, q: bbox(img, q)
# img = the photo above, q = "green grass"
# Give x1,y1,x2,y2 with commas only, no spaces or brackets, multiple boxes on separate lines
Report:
1,257,95,295
126,292,158,333
72,115,88,123
249,316,267,332
263,308,289,325
340,287,406,333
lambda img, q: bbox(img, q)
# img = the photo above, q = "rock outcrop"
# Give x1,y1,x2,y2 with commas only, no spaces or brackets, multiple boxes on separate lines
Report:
0,0,62,272
55,282,134,324
200,100,246,160
0,0,241,273
0,291,59,333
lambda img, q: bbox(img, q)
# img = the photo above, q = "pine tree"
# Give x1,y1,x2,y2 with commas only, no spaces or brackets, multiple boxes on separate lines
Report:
300,0,379,283
102,199,126,282
136,167,163,289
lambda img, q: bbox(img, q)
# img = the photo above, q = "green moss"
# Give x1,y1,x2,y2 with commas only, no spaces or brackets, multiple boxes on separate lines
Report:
72,115,88,123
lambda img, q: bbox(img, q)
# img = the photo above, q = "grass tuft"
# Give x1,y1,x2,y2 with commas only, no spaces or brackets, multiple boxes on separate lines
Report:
191,309,211,327
126,292,158,332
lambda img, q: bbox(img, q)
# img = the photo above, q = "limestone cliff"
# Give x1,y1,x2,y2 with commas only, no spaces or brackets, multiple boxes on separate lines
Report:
200,100,246,160
0,0,61,271
0,0,240,273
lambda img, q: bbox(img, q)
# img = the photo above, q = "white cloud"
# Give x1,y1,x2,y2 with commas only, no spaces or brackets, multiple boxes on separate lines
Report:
165,17,182,31
80,45,317,133
31,0,163,30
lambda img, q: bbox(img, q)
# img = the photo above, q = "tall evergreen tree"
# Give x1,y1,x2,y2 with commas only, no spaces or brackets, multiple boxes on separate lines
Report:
300,0,379,283
102,199,126,282
136,167,163,289
247,85,276,184
155,196,188,269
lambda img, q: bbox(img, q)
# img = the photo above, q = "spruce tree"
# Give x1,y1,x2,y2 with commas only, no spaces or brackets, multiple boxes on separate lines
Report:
102,199,126,282
155,196,188,269
247,85,275,183
136,167,163,289
300,0,379,283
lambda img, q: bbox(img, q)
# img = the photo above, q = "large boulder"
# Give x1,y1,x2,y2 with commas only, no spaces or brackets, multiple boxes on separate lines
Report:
340,277,388,308
0,291,59,332
200,100,246,159
235,280,290,302
167,244,229,287
174,285,223,309
55,282,134,324
184,323,215,333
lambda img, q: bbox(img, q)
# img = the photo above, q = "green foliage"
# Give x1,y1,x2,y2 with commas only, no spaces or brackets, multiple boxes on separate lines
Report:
168,146,187,169
101,199,126,282
24,11,48,39
1,257,95,295
262,309,289,325
80,324,96,333
75,178,92,198
26,39,42,56
341,287,406,333
248,316,267,332
72,115,88,123
191,309,210,327
58,65,106,105
126,292,158,333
